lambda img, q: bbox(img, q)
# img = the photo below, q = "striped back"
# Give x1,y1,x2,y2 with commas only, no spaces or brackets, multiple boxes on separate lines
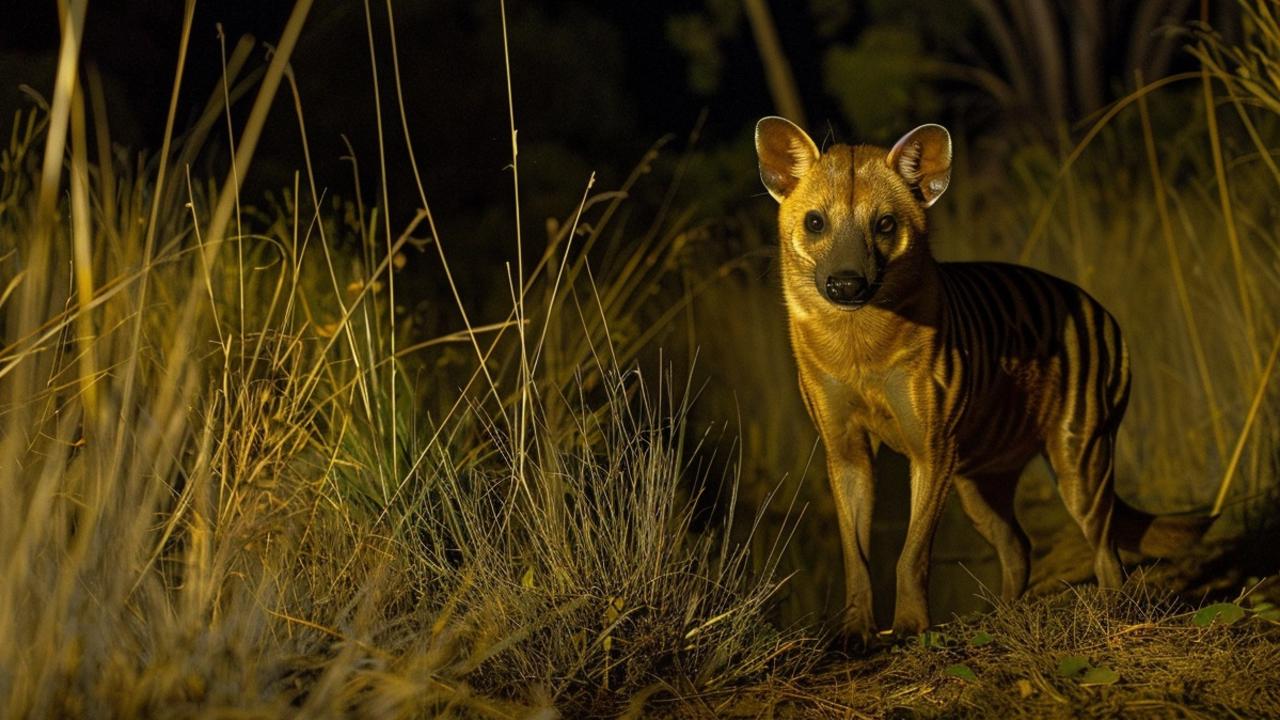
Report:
937,262,1131,476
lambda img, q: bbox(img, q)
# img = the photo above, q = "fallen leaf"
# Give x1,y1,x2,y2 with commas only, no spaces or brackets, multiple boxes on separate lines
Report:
1057,655,1090,678
1194,602,1245,627
1079,666,1120,686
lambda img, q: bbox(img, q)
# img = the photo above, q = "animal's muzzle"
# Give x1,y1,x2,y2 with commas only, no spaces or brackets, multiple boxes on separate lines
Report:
825,271,876,306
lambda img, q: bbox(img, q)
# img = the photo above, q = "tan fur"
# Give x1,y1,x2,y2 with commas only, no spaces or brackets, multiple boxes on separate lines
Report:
754,117,1210,641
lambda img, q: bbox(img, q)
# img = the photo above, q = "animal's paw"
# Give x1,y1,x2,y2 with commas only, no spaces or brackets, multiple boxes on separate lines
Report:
829,608,878,656
890,611,930,639
828,627,877,656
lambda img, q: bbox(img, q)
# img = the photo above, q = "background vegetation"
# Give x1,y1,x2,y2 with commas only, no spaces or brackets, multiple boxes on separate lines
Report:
1,0,1278,716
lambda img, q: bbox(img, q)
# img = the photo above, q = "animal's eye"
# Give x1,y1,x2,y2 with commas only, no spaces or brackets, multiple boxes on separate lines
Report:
804,210,825,234
876,214,897,235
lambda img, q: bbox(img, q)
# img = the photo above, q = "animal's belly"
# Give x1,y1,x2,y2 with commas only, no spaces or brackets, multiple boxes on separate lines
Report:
953,407,1044,476
834,357,1052,475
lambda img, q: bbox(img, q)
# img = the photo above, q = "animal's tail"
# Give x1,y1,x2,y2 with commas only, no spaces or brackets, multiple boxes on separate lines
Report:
1113,498,1216,557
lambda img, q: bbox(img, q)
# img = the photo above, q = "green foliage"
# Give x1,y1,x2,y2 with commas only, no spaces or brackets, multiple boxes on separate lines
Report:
665,0,742,96
968,630,994,647
824,27,937,141
666,14,723,96
1055,653,1122,688
1079,667,1121,687
1194,601,1247,627
808,0,852,38
1254,603,1280,623
1056,655,1091,678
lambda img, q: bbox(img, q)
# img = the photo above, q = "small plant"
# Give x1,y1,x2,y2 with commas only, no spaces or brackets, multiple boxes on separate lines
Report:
1057,656,1121,687
1193,602,1247,627
944,663,977,681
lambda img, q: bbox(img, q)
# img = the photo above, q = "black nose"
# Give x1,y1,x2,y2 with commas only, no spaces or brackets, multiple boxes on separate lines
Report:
825,271,874,306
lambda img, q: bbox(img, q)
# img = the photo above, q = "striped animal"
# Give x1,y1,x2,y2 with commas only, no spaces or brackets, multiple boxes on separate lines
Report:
754,116,1209,640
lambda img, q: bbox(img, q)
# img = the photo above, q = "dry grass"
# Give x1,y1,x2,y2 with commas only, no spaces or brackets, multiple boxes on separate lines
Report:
0,2,810,717
2,1,1279,718
696,578,1280,719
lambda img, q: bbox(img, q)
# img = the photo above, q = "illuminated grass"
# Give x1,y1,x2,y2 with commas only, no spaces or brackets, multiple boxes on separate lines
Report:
1,1,1277,717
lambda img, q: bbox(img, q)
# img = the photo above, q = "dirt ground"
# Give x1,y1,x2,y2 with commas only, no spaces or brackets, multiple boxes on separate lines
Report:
659,532,1280,719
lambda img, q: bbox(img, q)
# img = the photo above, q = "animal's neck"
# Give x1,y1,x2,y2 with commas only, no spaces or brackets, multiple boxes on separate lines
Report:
790,254,944,375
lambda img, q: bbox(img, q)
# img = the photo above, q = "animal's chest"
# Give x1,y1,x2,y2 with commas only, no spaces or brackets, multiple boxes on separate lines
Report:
806,359,932,457
849,371,915,448
804,344,1049,467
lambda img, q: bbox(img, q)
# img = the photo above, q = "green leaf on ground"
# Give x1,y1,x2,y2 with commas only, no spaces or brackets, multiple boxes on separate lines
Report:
944,663,977,681
1257,607,1280,623
1079,666,1120,686
1057,655,1091,678
1194,602,1246,627
968,630,994,647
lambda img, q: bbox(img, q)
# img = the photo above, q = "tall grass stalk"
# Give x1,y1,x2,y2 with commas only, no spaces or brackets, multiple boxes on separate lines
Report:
1016,71,1200,265
1136,70,1229,464
1215,331,1280,515
1200,65,1259,375
497,0,533,504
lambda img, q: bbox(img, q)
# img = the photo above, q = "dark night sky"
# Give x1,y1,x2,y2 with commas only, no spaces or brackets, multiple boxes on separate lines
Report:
0,1,838,137
0,1,1227,192
0,1,796,200
1,0,853,316
0,1,860,306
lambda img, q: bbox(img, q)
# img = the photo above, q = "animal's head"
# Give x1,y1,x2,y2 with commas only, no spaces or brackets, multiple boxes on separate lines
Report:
754,116,951,312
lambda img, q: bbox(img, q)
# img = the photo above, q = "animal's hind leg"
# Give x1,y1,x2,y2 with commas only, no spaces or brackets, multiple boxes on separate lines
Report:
1046,430,1124,589
954,472,1030,601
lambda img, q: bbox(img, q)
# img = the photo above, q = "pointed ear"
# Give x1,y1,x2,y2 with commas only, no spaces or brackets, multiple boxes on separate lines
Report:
755,116,820,202
886,124,952,208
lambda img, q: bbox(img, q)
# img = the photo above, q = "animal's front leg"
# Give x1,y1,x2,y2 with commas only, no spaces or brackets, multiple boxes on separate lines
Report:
892,454,955,635
825,429,876,642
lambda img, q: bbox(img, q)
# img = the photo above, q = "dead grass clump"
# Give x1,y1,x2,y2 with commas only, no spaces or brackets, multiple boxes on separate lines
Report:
390,371,819,718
